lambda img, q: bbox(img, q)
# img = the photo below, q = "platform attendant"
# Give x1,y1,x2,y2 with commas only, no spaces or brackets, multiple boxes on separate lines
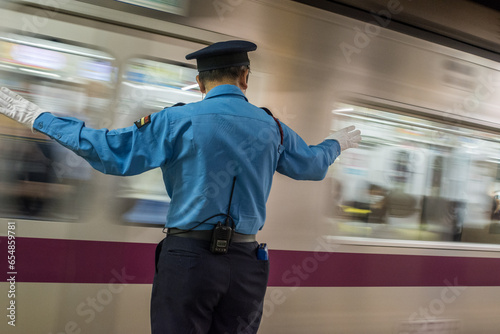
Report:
0,40,361,333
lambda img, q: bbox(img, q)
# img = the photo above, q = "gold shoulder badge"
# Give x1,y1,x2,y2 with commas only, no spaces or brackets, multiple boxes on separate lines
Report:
134,115,151,129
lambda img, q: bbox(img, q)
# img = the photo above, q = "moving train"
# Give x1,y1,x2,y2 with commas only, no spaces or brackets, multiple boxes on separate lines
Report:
2,0,500,333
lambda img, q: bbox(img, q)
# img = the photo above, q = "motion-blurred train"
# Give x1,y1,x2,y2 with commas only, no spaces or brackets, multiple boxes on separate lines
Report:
2,0,500,333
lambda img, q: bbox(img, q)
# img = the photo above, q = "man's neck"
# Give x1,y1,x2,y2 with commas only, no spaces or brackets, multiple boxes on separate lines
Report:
204,80,240,94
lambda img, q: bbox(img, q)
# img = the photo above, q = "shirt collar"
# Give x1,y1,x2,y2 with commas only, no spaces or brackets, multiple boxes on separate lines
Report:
204,84,248,102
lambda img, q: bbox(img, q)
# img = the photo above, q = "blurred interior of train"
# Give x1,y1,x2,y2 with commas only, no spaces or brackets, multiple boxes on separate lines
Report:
330,104,500,243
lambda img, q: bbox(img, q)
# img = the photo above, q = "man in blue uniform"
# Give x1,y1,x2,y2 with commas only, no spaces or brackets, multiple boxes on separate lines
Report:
0,40,361,333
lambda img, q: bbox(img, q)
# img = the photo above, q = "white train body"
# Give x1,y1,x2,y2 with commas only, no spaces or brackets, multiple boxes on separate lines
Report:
1,1,500,333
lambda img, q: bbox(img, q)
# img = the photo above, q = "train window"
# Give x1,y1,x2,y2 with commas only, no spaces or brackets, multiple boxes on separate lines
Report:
328,103,500,244
0,33,116,221
113,57,201,225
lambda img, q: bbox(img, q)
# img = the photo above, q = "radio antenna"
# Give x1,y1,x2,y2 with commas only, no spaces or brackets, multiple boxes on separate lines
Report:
225,177,237,226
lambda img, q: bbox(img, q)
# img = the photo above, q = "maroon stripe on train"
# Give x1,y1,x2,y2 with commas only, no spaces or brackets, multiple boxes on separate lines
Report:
2,236,500,286
0,237,157,284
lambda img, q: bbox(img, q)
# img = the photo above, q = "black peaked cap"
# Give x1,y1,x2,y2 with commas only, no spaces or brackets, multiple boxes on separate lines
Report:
186,40,257,72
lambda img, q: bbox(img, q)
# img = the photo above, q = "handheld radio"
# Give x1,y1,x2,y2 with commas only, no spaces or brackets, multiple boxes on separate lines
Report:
210,177,237,254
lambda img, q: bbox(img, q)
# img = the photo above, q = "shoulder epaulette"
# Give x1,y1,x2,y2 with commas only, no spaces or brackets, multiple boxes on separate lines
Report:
167,102,186,108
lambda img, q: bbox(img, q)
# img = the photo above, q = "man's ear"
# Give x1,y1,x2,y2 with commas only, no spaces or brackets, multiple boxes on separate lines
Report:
239,68,249,91
196,75,206,94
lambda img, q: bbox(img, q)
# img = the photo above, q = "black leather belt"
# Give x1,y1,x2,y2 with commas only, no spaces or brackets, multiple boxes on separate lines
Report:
167,228,256,243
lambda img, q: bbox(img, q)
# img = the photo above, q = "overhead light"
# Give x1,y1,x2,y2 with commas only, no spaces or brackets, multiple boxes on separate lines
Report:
181,83,199,91
332,108,354,113
0,63,16,70
18,68,61,78
0,36,115,61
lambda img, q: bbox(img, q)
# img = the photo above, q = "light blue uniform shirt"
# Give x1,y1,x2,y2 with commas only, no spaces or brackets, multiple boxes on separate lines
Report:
34,85,341,234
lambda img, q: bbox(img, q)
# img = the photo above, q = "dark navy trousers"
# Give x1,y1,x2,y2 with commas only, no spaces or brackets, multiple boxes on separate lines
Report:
151,235,269,334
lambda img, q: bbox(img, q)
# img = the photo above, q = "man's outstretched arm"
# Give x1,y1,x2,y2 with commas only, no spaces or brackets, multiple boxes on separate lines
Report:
0,87,171,176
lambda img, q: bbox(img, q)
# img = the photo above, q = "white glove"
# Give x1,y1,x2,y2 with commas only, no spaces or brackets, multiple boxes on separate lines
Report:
0,87,46,130
326,125,361,151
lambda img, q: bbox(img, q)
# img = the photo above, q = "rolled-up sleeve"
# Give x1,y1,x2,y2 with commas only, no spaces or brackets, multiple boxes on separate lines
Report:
276,122,341,181
33,111,171,176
